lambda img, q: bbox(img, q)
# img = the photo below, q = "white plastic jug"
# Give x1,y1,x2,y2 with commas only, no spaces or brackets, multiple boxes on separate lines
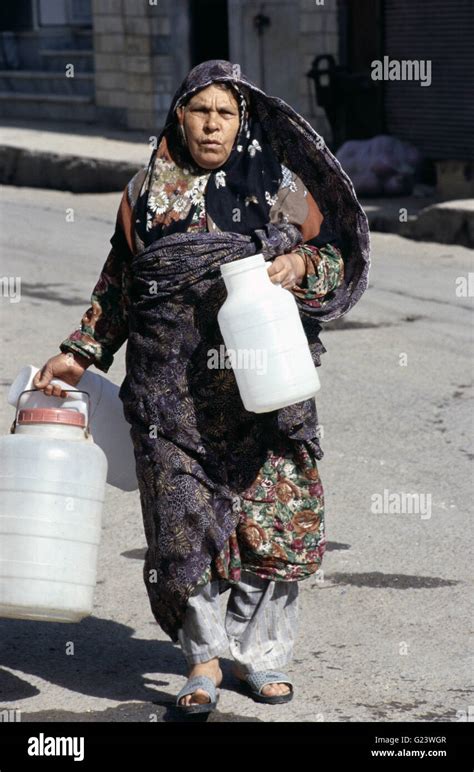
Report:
7,365,138,491
0,392,107,622
217,253,320,413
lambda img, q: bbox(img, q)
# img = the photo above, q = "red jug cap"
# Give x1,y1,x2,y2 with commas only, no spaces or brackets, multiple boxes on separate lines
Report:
17,408,86,428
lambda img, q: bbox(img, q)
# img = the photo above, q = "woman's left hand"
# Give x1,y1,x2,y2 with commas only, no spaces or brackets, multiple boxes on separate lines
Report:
267,252,306,290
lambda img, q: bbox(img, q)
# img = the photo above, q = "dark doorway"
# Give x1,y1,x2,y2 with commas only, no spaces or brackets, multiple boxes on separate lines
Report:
0,2,33,31
190,0,229,66
343,0,383,72
338,0,385,138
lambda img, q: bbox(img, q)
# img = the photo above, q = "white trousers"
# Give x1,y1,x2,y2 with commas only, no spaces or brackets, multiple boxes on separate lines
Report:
177,570,299,674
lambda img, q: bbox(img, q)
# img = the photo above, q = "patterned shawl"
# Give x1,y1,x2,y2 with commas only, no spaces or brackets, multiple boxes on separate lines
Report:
118,60,371,641
134,81,284,241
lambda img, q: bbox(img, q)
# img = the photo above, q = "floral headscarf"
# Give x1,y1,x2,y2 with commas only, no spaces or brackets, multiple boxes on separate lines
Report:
135,79,284,244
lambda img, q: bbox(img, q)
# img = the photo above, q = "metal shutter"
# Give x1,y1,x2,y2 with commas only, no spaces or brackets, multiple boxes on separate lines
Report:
383,0,474,159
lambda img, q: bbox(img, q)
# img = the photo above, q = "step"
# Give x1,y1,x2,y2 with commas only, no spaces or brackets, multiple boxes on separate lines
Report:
0,70,94,97
0,29,93,69
40,49,94,73
0,92,96,123
35,28,93,51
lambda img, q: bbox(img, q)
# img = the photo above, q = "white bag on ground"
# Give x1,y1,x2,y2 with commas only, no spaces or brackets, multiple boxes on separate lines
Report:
336,134,421,196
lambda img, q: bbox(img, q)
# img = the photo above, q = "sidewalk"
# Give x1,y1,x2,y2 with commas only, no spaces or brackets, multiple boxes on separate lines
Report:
1,119,473,247
0,118,150,193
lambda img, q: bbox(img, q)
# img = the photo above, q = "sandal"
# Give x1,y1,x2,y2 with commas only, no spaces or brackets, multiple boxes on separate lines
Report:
175,674,220,715
235,670,294,704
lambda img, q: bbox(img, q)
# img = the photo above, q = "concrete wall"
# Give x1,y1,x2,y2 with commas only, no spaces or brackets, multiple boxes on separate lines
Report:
298,0,339,140
228,0,338,140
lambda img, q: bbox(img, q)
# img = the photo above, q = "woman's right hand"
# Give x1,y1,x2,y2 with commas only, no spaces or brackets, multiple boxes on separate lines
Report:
33,352,92,398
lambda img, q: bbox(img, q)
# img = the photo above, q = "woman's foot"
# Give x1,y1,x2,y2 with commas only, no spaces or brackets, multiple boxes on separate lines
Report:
231,664,291,697
178,657,223,707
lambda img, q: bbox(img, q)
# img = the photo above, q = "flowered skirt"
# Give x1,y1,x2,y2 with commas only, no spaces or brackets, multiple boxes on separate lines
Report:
195,435,327,588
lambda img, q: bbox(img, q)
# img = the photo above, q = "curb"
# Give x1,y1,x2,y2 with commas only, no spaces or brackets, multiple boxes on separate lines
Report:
361,199,474,248
1,144,473,247
405,201,474,249
0,144,142,193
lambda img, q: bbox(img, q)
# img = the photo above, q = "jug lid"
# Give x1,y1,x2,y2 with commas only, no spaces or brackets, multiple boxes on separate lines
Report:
17,407,86,428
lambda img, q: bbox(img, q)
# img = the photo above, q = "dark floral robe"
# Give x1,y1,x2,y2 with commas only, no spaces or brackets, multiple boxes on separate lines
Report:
59,167,342,586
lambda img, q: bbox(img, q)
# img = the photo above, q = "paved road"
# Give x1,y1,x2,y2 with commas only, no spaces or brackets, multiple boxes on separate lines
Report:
0,186,472,723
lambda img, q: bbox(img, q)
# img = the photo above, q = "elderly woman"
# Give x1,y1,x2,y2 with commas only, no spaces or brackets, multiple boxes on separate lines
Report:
34,60,370,714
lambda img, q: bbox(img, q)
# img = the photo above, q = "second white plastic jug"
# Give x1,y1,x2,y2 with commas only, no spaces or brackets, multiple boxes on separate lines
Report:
217,253,320,413
0,393,107,622
7,365,138,491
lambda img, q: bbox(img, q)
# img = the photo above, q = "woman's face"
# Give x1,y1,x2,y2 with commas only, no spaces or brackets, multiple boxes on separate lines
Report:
177,84,240,170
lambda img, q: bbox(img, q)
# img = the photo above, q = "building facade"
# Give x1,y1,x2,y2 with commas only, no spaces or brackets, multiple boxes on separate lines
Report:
0,0,338,140
0,0,472,186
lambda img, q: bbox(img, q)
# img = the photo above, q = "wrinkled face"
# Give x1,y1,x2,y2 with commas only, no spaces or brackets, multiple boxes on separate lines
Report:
176,84,240,170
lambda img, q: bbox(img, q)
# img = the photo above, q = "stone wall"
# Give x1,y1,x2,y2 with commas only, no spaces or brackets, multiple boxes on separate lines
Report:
92,0,178,131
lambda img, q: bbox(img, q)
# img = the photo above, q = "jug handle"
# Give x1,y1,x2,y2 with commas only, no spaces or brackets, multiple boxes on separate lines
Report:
10,389,92,438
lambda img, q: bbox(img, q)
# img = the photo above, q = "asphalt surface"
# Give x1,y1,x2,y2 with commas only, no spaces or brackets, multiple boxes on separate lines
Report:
0,185,472,723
